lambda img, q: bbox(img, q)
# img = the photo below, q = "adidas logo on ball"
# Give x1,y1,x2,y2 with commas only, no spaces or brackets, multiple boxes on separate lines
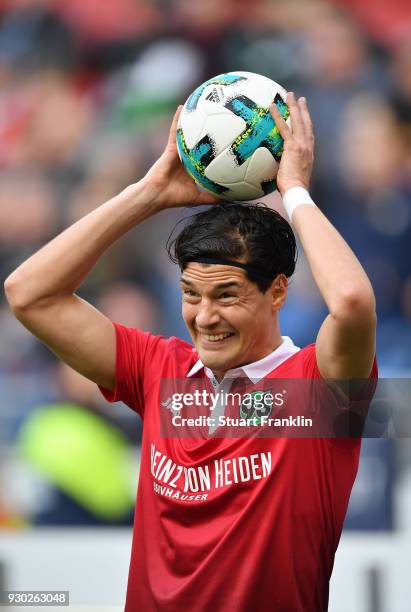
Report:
205,88,221,103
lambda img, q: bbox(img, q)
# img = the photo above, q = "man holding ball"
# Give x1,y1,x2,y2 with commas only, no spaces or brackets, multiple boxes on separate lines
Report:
5,92,377,611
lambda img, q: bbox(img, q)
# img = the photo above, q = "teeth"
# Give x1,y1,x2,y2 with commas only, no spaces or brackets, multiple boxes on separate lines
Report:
203,333,232,342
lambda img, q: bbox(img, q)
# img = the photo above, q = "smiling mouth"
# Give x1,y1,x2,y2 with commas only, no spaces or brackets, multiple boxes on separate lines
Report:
200,332,235,342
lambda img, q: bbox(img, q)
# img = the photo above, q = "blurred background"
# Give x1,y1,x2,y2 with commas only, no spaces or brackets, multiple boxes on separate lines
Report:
0,0,410,609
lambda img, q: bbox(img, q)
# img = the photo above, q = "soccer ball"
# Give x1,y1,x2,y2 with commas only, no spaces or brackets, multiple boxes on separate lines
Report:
176,71,289,201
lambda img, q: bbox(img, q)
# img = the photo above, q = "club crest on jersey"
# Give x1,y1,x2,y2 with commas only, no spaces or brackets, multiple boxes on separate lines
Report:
239,389,273,425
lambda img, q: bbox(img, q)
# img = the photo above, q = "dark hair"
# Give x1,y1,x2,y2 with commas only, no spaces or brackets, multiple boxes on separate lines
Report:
167,202,297,292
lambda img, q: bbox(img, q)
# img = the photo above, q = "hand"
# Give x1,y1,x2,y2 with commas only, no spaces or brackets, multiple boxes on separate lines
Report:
143,106,221,210
270,92,314,196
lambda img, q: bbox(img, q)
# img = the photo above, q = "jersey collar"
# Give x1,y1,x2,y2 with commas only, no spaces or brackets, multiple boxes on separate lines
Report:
187,336,300,383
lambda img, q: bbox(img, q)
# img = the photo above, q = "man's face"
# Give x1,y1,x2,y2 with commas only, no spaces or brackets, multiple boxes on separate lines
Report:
181,263,286,379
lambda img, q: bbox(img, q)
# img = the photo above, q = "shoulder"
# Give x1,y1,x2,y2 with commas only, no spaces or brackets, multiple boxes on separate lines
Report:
273,343,321,378
112,322,198,375
276,342,378,380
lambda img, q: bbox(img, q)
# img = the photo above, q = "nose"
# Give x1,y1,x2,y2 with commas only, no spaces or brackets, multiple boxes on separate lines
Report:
195,298,220,329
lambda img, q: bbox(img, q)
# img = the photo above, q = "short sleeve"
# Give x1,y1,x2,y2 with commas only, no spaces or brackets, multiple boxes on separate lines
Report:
301,343,378,384
98,322,168,417
299,344,378,439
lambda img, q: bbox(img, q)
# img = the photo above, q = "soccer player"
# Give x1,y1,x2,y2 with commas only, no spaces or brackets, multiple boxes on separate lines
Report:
5,93,377,611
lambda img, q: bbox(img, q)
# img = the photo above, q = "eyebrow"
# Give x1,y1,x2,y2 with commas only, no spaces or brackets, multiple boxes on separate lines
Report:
180,278,241,290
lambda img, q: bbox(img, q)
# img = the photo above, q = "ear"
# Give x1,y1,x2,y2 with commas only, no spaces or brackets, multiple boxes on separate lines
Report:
270,274,288,311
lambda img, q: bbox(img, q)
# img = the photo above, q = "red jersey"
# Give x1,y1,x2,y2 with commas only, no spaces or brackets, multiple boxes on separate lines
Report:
100,323,377,612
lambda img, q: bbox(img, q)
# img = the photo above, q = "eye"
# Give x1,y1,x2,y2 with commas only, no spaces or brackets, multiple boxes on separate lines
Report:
182,288,200,301
219,292,236,301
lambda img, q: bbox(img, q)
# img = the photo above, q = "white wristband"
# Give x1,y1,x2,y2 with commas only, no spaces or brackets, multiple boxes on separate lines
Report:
282,186,316,222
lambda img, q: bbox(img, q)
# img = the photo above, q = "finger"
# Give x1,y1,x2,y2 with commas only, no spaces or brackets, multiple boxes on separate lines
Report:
270,102,291,140
286,91,304,140
167,105,183,147
298,96,314,142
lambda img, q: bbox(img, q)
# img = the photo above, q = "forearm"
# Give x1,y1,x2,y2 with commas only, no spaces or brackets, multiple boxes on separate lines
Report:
291,204,376,318
4,179,160,309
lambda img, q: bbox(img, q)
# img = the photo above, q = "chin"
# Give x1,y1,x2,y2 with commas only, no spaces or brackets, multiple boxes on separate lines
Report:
199,350,238,373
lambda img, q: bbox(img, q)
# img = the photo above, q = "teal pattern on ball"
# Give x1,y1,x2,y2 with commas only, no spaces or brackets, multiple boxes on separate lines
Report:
176,128,228,196
186,73,246,111
226,93,289,164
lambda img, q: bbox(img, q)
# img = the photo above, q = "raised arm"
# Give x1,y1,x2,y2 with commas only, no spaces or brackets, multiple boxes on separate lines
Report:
271,93,376,380
4,107,218,391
